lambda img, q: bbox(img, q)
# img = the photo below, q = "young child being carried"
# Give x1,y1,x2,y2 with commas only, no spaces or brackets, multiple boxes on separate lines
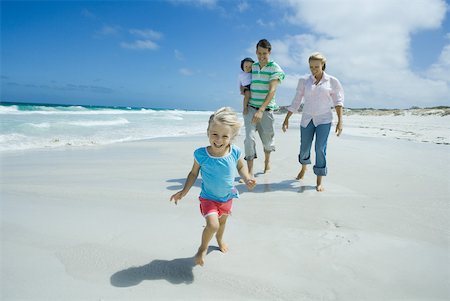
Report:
238,57,254,116
170,107,256,266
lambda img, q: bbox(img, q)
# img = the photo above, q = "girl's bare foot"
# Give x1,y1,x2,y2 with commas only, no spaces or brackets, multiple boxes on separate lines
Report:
296,166,307,180
316,184,324,192
195,248,207,266
218,241,228,253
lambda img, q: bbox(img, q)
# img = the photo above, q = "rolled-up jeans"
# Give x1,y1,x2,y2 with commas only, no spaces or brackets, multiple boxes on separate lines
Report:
243,106,275,160
299,120,331,176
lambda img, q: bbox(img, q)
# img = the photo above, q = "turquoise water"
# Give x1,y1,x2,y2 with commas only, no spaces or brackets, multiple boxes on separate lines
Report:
0,102,214,152
2,102,448,152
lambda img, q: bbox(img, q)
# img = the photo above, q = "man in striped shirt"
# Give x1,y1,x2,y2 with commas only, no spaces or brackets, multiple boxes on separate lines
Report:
243,39,285,177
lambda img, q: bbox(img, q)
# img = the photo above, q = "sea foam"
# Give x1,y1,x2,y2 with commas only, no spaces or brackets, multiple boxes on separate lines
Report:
1,102,449,152
0,103,213,152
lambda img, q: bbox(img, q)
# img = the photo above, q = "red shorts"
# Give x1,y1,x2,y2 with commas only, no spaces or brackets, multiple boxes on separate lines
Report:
199,197,233,218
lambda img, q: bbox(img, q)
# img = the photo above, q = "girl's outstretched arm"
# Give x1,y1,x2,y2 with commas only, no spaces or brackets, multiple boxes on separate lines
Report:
170,160,200,204
237,158,256,190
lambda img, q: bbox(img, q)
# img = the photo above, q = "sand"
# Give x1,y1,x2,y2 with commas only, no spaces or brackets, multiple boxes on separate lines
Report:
1,126,449,300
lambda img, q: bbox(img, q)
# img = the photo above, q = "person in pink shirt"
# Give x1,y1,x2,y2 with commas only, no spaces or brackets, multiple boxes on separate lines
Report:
282,52,344,191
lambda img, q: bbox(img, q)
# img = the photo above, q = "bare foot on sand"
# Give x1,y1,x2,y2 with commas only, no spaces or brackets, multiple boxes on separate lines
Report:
316,176,324,192
264,161,271,173
195,248,207,266
218,241,229,253
296,166,307,180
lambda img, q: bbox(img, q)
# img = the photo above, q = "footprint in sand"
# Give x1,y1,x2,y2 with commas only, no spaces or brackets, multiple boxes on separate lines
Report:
316,220,359,256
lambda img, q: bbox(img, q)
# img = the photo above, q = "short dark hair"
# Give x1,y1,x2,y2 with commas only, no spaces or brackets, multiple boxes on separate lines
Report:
240,57,254,71
256,39,271,52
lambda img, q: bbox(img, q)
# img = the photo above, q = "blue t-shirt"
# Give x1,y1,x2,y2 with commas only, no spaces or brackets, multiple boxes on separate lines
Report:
194,144,241,202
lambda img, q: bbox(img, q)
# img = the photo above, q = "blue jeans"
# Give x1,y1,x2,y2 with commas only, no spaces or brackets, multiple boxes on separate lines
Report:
299,120,331,176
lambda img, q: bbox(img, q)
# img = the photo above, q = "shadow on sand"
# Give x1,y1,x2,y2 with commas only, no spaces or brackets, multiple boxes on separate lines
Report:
166,178,202,191
110,246,220,287
167,177,316,197
236,178,316,194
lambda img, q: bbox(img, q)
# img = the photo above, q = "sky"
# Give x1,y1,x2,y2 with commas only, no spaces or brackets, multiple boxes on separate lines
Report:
1,0,449,110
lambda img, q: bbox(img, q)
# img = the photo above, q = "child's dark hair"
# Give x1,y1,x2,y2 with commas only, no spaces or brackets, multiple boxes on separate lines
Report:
240,57,254,71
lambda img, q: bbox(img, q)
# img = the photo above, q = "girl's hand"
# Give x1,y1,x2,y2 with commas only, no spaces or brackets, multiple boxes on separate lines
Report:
243,107,248,116
170,191,184,205
245,178,257,190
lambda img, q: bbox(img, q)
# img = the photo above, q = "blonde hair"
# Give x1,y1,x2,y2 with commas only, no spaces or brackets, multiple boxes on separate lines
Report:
309,52,327,70
207,107,241,139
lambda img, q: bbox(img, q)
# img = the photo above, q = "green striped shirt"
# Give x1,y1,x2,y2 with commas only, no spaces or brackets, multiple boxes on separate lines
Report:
249,61,285,109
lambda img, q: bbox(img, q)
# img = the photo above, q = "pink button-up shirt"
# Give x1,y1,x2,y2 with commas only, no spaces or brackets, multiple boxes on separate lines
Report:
288,72,344,127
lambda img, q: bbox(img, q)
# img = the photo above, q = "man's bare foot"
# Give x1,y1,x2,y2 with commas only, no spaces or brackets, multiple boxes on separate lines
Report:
264,161,271,173
316,184,324,192
218,241,228,253
296,167,307,180
195,248,207,266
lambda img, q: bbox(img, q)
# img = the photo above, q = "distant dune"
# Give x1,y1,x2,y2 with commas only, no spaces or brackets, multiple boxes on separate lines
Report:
276,106,450,117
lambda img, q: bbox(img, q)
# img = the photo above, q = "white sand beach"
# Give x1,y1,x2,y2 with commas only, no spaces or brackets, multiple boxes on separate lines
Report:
1,122,449,300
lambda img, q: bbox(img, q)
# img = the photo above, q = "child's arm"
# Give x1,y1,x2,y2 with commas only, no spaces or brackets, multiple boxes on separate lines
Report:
243,89,250,115
239,84,246,95
170,160,200,204
237,158,256,190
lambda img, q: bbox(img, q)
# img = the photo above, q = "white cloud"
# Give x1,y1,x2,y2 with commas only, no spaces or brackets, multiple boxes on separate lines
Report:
179,68,194,76
270,0,449,108
270,35,317,69
118,29,162,51
238,1,249,12
282,73,304,90
120,40,159,50
427,42,450,82
129,29,162,40
256,18,275,28
97,25,121,36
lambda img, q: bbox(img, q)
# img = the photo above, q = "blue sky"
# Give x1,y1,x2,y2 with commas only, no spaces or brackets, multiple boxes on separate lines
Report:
1,0,449,110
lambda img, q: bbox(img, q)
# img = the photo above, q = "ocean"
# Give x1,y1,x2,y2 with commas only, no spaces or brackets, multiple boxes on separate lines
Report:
0,102,214,152
1,102,449,153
